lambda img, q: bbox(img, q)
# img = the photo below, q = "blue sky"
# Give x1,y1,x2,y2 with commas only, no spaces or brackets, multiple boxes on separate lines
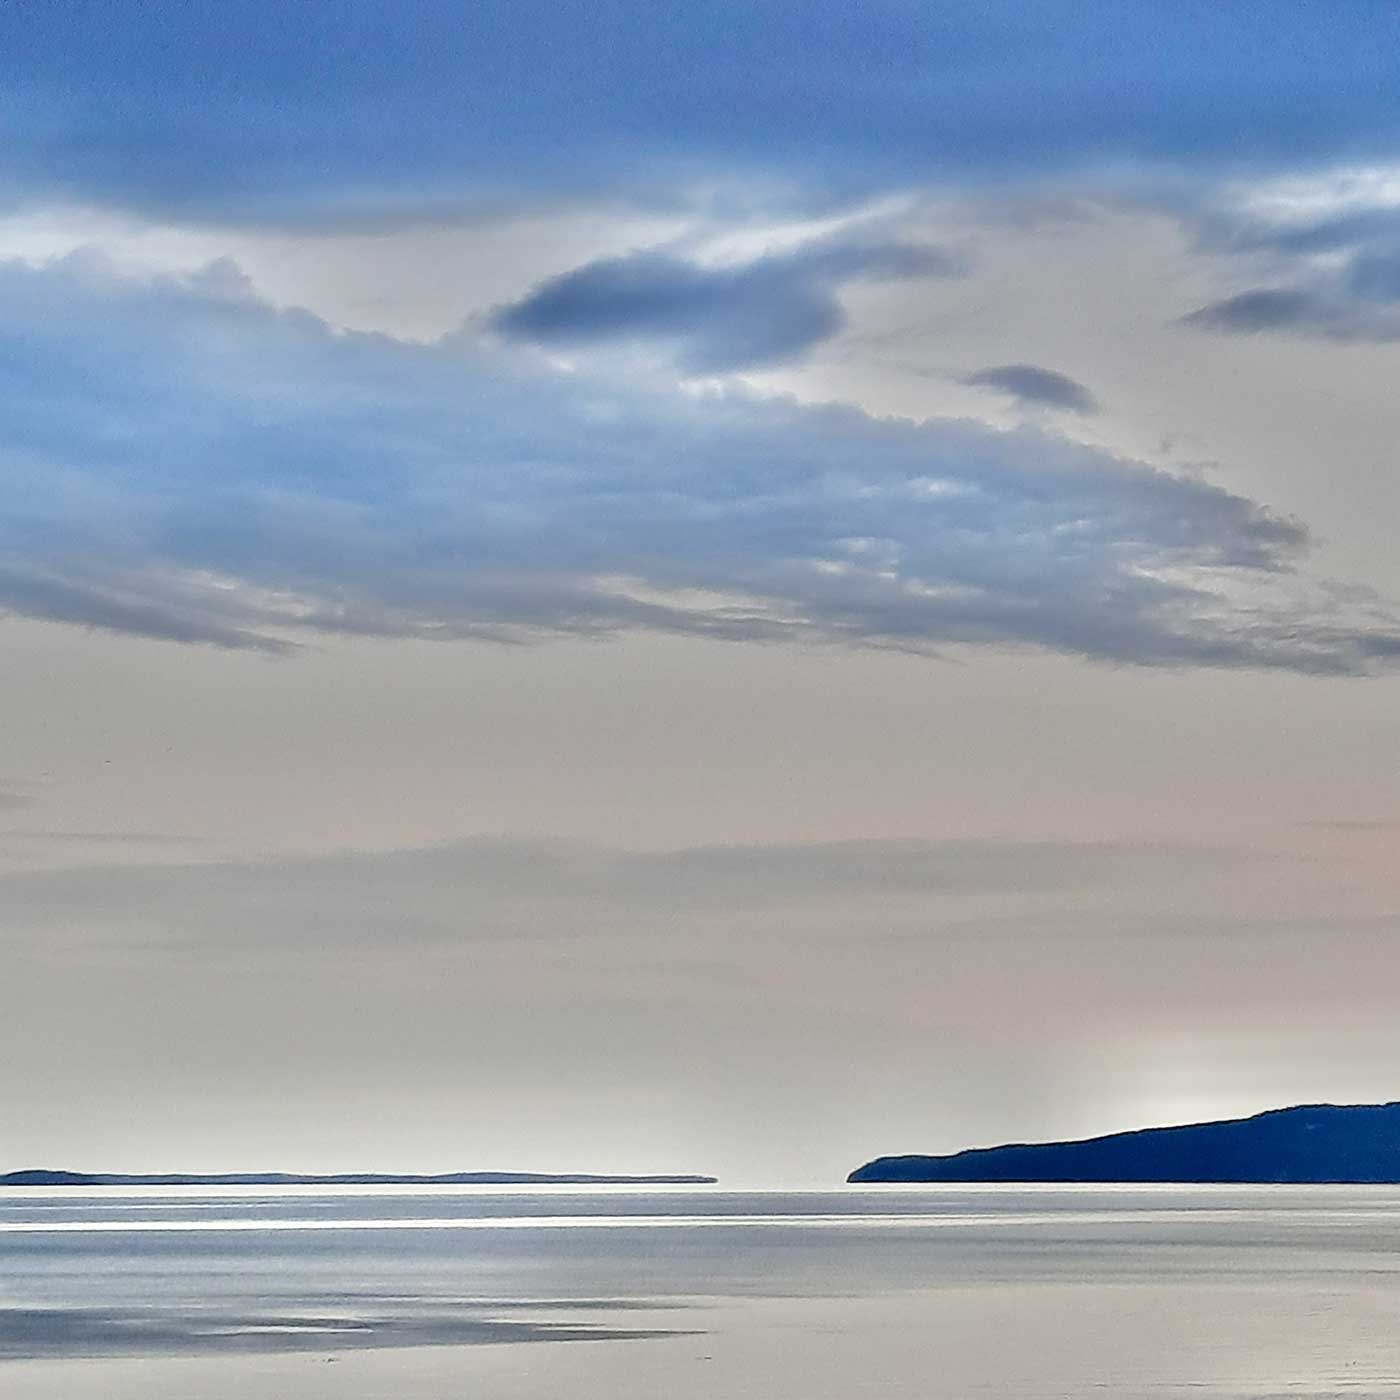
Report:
3,3,1400,1179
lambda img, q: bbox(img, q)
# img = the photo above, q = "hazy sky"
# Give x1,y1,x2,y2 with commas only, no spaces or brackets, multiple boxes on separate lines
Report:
3,3,1400,1183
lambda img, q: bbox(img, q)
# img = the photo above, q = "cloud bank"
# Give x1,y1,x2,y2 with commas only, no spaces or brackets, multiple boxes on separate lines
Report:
0,253,1397,672
4,2,1400,227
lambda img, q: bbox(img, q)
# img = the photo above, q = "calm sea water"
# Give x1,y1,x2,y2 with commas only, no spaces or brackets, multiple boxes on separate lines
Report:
4,1184,1400,1398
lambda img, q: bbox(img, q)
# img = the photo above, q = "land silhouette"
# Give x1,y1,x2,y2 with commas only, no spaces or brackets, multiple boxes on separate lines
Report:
850,1102,1400,1183
0,1170,717,1187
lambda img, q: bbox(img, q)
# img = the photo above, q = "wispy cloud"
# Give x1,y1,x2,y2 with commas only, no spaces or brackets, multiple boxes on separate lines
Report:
1298,819,1400,833
0,835,1274,957
1185,165,1400,341
1,830,208,845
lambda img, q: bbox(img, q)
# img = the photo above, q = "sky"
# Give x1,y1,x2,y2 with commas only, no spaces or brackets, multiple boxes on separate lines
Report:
3,2,1400,1185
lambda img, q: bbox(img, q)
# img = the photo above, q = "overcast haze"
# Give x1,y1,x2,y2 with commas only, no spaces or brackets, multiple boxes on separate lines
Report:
3,3,1400,1183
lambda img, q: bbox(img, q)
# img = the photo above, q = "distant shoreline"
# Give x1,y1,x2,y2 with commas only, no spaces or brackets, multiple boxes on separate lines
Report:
0,1170,719,1187
849,1101,1400,1183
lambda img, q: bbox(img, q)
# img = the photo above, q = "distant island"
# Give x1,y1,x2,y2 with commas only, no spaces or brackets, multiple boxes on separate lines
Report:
849,1102,1400,1183
1,1170,718,1187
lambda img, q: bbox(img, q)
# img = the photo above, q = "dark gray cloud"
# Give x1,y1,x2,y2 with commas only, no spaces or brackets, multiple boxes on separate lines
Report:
491,235,955,372
963,365,1097,414
1,253,1398,673
1184,285,1400,340
1184,288,1323,334
3,3,1400,228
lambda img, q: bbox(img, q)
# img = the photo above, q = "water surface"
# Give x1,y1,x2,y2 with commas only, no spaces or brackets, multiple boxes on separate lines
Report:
5,1184,1400,1397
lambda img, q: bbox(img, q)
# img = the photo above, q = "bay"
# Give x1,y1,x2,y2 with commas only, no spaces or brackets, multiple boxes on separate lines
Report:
4,1184,1400,1397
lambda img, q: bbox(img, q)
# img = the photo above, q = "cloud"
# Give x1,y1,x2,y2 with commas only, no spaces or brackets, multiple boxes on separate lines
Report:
2,830,206,845
1184,170,1400,341
1184,288,1325,334
3,3,1400,227
0,836,1272,957
490,235,954,372
1184,284,1400,341
1298,820,1400,833
963,365,1097,414
1,252,1398,673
